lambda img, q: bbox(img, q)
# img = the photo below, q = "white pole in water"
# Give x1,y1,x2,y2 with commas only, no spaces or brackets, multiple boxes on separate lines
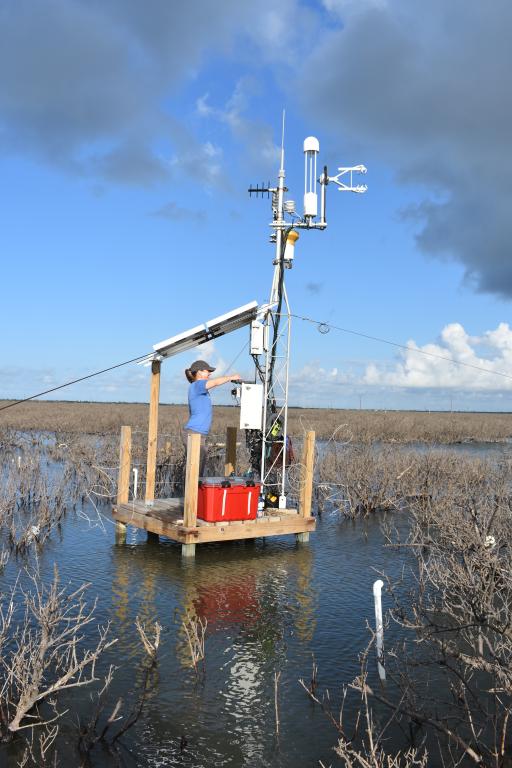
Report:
132,467,139,500
373,579,386,682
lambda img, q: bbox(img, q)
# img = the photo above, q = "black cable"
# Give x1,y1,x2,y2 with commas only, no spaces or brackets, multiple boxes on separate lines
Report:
251,354,265,384
267,226,292,399
0,352,152,413
289,312,512,384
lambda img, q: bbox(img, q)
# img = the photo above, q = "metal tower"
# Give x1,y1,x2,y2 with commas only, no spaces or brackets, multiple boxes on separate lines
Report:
249,117,367,508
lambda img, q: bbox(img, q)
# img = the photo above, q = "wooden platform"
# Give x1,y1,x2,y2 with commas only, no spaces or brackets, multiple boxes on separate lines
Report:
112,498,316,545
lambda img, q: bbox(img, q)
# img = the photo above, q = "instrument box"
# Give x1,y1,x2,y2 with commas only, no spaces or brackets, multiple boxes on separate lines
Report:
197,478,260,522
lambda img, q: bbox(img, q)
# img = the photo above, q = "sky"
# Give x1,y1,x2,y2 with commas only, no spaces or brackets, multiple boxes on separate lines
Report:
1,0,512,412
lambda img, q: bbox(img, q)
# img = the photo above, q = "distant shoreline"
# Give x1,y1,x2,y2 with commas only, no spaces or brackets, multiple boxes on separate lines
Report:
1,398,511,415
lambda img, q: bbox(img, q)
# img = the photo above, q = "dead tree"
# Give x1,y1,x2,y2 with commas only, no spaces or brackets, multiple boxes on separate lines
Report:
0,566,116,742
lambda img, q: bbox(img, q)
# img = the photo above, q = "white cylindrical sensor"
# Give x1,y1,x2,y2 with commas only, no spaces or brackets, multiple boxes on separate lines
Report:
304,192,317,218
303,136,320,218
373,579,386,682
283,229,299,262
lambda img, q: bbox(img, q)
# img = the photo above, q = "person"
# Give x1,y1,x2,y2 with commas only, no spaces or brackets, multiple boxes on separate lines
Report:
183,360,241,477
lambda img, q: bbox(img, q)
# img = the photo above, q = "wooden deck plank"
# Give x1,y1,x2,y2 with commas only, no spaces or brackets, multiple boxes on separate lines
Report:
112,502,315,544
118,499,183,515
145,510,183,524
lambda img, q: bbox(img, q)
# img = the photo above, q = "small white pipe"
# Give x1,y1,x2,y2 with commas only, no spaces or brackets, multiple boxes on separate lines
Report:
132,467,139,500
373,579,386,682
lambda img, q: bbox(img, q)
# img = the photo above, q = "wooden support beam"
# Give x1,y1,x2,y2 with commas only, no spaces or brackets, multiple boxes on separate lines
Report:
182,543,196,558
183,432,201,528
116,425,131,540
299,430,315,519
224,426,237,476
145,360,161,503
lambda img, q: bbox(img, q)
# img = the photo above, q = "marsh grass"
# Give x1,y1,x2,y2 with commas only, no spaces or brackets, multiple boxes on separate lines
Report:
316,440,512,519
2,400,512,443
305,450,512,767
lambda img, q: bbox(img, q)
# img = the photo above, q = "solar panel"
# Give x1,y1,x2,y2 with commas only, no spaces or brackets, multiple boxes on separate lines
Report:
149,300,260,361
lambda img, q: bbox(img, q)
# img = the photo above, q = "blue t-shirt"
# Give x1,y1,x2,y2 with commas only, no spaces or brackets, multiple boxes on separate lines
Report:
185,379,212,434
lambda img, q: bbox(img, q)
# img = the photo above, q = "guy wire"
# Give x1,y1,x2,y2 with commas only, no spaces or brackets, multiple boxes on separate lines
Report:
289,312,512,384
0,352,152,413
1,339,252,416
7,308,508,417
220,340,249,376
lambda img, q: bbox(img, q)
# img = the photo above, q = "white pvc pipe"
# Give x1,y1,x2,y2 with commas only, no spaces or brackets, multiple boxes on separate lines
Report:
132,467,139,500
373,579,386,682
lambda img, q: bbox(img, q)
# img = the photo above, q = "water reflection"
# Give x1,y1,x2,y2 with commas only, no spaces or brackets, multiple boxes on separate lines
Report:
108,539,317,765
111,539,315,658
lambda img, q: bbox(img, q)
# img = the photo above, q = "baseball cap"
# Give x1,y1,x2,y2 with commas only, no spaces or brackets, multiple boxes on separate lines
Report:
190,360,216,373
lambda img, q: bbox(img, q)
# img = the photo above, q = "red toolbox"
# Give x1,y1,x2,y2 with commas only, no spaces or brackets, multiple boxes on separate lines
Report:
197,478,260,522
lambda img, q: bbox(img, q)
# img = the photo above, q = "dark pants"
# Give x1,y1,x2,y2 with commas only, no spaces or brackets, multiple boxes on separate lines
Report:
183,430,207,477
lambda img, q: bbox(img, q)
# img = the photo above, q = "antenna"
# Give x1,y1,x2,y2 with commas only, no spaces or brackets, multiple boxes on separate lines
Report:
280,109,286,173
248,182,271,198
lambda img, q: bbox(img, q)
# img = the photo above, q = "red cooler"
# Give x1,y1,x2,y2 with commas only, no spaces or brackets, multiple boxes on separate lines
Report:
197,478,260,522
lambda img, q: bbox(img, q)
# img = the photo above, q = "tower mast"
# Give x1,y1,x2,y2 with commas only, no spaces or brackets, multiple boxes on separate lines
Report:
248,120,367,508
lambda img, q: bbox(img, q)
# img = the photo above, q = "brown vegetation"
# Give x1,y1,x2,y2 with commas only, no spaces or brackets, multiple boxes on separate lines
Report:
1,399,512,442
316,440,510,519
307,451,512,766
0,569,115,748
3,402,512,765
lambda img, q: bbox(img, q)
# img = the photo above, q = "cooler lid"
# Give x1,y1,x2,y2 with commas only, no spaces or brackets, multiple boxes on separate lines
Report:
198,477,229,487
198,476,260,487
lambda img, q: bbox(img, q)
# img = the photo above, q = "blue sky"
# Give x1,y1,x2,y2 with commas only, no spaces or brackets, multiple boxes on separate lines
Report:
1,0,512,411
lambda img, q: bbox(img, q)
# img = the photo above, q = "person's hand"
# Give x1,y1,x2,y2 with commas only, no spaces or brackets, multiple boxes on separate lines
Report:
230,373,242,381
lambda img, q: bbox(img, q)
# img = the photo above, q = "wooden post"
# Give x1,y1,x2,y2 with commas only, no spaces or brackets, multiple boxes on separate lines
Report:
182,543,196,558
116,426,131,542
145,360,161,503
224,426,237,476
117,426,132,505
298,430,315,543
184,432,201,526
182,432,201,558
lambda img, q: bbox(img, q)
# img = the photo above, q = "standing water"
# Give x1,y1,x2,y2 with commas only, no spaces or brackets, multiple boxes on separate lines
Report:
2,499,409,767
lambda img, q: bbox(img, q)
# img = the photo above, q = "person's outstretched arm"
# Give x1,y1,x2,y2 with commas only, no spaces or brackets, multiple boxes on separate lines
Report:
205,374,241,390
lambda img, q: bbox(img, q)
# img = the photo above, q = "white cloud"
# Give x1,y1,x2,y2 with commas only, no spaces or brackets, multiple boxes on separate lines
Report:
196,80,280,173
289,362,354,405
364,322,512,391
322,0,388,18
167,133,225,189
